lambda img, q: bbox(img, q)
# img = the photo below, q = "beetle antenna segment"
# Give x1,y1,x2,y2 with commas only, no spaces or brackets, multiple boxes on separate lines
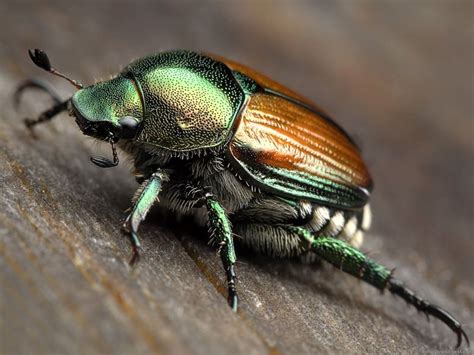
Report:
28,49,83,89
388,279,470,349
90,137,119,168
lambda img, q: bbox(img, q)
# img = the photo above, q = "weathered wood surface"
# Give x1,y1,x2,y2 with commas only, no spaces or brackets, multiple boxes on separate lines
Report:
0,1,472,354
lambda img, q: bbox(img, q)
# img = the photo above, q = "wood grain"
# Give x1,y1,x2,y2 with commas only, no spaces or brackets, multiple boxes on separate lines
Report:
0,1,472,354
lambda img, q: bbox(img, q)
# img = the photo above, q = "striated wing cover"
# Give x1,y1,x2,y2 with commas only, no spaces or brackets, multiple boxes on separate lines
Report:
206,53,322,111
227,92,373,210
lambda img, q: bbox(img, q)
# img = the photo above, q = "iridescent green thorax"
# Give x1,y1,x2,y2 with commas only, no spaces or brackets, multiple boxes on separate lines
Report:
72,76,143,127
123,50,245,152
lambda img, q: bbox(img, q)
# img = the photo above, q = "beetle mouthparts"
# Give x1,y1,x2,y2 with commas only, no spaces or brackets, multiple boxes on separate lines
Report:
90,138,119,168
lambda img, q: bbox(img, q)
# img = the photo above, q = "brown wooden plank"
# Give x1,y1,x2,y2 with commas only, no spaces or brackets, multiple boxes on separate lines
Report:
0,1,472,354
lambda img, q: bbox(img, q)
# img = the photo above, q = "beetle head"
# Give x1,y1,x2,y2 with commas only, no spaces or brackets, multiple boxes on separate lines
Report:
71,76,143,142
26,49,144,168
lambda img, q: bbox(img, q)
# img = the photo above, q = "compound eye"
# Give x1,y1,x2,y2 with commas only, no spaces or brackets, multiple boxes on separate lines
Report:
118,116,139,139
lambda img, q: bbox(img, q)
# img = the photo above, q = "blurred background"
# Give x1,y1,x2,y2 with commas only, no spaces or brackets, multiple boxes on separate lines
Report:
0,1,472,354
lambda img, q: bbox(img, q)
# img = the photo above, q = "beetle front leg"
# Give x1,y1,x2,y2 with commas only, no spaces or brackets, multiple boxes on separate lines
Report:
23,100,69,129
14,79,69,129
202,192,238,311
123,171,167,265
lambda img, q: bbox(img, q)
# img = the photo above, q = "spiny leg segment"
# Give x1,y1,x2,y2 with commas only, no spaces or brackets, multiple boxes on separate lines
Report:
289,226,469,349
201,192,238,311
126,178,238,309
14,78,69,129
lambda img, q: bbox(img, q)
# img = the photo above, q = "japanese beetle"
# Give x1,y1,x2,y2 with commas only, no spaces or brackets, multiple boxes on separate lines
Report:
15,49,469,348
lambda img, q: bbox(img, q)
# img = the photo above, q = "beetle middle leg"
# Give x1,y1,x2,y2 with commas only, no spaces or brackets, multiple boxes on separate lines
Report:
123,171,167,265
198,192,238,311
164,182,239,310
288,226,469,348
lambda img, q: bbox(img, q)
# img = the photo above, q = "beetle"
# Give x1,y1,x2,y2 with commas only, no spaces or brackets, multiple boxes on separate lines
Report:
15,49,469,348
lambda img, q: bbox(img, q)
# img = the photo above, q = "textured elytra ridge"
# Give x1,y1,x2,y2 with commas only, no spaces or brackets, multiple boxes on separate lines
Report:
228,92,372,210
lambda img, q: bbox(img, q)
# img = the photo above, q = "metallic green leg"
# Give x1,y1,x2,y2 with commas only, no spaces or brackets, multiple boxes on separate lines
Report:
203,193,238,311
290,226,469,348
293,227,391,288
123,171,166,265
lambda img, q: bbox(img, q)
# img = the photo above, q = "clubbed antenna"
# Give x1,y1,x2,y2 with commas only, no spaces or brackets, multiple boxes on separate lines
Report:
28,49,83,89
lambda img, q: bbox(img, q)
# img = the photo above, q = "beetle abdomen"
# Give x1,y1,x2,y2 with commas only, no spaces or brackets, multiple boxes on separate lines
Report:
306,204,372,248
232,204,371,258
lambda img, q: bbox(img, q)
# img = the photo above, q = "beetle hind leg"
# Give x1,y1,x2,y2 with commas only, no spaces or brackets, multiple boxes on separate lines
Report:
289,226,469,349
388,278,469,348
233,223,304,258
201,192,238,311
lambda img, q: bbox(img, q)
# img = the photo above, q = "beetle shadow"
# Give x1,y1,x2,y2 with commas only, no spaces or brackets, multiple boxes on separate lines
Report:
274,261,438,347
254,256,442,349
140,209,440,349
